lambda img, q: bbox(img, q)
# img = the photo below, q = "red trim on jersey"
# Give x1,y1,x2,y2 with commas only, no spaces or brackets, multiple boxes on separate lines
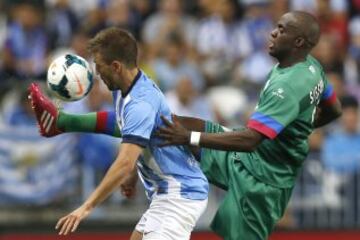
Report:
95,111,108,133
321,92,337,106
247,119,277,139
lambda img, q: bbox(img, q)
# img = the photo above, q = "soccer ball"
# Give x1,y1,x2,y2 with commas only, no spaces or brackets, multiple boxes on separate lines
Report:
47,54,94,101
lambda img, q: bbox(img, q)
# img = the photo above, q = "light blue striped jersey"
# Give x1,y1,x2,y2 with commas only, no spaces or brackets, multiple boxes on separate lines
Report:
112,70,208,200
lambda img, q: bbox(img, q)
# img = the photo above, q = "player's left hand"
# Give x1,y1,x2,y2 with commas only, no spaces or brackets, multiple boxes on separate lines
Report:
55,204,93,235
157,115,191,146
120,170,138,198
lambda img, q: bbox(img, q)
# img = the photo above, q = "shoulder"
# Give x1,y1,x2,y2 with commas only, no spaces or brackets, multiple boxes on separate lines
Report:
128,88,160,110
286,64,317,81
274,64,320,93
132,74,160,97
306,55,323,69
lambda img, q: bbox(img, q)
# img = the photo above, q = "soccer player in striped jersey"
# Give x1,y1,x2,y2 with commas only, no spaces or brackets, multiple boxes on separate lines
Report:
30,28,208,240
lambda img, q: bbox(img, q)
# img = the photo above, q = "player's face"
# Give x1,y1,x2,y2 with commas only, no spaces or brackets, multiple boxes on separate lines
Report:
93,53,117,90
268,13,298,59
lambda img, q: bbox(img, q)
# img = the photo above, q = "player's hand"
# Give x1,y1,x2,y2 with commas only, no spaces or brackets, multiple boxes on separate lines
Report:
157,114,191,146
120,171,138,198
55,204,93,235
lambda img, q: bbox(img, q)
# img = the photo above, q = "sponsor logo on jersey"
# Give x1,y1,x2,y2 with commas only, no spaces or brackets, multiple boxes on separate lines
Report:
309,65,316,74
272,88,285,99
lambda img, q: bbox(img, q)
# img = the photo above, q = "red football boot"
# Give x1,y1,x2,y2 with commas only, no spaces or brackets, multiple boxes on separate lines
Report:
28,83,63,137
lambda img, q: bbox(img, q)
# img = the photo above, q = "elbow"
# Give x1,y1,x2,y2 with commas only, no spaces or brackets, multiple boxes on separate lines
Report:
117,156,137,175
330,108,342,123
333,99,343,120
335,108,342,119
246,144,258,152
241,130,264,152
123,159,137,173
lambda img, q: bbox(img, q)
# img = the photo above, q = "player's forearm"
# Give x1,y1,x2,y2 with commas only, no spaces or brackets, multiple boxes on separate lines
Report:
175,115,206,132
313,113,339,128
58,111,121,137
198,128,264,152
83,156,136,209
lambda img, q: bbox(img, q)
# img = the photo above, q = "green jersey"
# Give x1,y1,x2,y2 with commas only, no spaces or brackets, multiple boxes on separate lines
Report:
242,55,336,188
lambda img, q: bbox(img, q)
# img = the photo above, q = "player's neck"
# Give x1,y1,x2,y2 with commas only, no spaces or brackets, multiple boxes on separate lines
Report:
278,54,307,68
120,68,140,96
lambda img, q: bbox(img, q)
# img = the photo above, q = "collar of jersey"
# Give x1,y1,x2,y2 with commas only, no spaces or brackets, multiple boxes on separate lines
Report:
275,59,309,74
122,69,142,97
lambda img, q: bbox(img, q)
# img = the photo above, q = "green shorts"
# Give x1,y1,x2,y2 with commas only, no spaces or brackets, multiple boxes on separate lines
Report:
200,121,293,240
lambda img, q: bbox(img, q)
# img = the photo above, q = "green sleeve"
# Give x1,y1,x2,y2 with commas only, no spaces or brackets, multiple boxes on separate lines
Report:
247,81,299,139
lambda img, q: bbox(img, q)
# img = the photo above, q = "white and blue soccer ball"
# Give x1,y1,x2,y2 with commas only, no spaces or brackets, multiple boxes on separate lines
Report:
47,54,93,101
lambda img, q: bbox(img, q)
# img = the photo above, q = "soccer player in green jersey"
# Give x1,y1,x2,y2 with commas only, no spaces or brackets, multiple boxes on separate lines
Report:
156,11,342,239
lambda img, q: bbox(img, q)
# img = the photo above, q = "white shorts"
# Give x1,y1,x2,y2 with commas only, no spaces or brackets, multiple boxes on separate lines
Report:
135,194,208,240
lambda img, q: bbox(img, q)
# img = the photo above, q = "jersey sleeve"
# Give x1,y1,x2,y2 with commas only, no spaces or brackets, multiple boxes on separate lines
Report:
247,82,299,139
320,73,337,106
121,100,156,147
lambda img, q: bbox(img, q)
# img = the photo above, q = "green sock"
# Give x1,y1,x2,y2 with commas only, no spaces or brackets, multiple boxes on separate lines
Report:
57,111,121,138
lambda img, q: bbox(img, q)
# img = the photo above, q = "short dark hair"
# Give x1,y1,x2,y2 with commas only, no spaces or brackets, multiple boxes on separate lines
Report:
340,95,359,109
88,27,138,68
291,11,320,48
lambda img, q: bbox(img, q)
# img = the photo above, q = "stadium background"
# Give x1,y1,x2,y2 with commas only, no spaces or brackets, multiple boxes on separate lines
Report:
0,0,360,239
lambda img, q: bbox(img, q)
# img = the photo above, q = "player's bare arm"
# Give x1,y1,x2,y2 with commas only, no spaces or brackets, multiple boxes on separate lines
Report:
174,115,206,132
55,143,142,235
158,115,264,152
313,98,342,128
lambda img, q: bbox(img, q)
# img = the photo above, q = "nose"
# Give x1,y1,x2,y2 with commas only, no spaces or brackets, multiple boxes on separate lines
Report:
271,28,277,38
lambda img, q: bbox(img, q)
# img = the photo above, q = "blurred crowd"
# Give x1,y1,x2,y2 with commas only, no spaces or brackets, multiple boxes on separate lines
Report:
0,0,360,229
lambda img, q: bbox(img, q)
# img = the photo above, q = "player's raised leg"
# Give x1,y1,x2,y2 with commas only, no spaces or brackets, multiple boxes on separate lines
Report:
28,83,121,138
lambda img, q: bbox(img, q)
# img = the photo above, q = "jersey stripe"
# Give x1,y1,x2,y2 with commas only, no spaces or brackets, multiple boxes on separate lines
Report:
247,112,284,139
95,111,108,133
105,111,116,134
321,85,337,106
122,134,149,147
323,92,337,105
321,84,337,105
321,84,334,100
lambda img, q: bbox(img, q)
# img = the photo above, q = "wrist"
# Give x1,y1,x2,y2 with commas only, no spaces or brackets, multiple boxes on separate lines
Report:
190,131,201,146
83,201,95,210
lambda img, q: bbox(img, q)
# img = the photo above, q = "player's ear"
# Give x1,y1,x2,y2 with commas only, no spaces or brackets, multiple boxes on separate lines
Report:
111,60,122,73
295,37,305,48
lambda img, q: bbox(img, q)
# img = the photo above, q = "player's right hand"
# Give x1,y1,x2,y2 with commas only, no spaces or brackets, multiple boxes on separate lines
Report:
55,204,93,235
156,114,191,146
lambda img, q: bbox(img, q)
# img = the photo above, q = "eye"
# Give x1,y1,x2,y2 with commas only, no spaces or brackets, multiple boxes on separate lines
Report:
277,24,285,34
